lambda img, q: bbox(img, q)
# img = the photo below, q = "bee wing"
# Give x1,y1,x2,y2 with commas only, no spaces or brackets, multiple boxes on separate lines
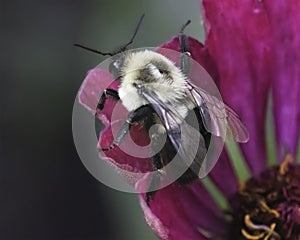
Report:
141,89,207,176
187,83,249,143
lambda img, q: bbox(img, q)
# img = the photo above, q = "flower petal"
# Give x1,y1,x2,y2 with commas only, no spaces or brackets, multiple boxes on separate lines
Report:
78,68,119,125
203,0,272,175
138,179,228,240
263,1,300,159
209,150,238,197
98,122,153,174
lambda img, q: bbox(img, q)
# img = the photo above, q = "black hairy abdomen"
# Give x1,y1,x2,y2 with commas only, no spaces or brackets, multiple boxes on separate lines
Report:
174,108,211,184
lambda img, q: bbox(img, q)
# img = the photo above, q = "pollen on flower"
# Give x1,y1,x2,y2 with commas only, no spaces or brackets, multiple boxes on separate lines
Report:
238,180,246,191
229,154,300,239
241,214,280,240
259,201,280,219
279,153,293,175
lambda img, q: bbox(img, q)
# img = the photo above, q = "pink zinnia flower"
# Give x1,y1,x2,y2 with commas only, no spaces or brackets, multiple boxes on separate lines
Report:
78,0,300,239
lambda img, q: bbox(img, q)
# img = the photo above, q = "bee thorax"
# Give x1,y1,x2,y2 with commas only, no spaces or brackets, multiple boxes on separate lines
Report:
118,84,148,111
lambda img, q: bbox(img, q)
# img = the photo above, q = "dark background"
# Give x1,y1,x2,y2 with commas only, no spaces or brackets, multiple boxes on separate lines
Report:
1,0,202,239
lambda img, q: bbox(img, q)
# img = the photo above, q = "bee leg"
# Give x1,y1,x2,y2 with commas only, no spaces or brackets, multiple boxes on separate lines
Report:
178,20,191,76
179,35,191,76
146,132,167,205
101,105,153,151
146,152,164,205
100,110,135,151
97,89,119,110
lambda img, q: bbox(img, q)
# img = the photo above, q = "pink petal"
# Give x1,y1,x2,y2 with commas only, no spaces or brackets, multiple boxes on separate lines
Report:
263,1,300,159
78,68,120,125
203,0,272,175
98,122,153,174
209,150,238,197
137,179,228,240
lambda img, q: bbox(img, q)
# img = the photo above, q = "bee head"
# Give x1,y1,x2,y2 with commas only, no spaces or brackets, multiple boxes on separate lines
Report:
121,50,177,85
117,50,188,110
118,50,187,110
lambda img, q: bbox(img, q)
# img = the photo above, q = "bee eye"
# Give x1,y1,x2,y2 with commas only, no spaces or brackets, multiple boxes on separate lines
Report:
158,69,164,74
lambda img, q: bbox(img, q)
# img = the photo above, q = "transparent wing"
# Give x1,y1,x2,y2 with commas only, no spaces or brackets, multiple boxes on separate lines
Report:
141,88,207,176
187,82,249,143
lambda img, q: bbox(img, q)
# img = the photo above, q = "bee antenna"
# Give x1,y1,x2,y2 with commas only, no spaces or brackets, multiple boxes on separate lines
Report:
74,14,145,56
179,19,191,34
114,13,145,54
74,44,114,56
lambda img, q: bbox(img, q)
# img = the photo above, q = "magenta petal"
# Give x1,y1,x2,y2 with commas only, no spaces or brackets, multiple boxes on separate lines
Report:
209,150,238,197
78,68,119,124
98,122,153,174
203,0,273,175
138,180,228,240
263,1,300,159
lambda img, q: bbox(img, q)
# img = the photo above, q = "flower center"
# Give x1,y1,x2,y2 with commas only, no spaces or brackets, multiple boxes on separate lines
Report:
229,154,300,239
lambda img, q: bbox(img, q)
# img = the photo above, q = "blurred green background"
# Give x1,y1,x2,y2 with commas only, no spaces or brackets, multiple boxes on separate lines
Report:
2,0,204,239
